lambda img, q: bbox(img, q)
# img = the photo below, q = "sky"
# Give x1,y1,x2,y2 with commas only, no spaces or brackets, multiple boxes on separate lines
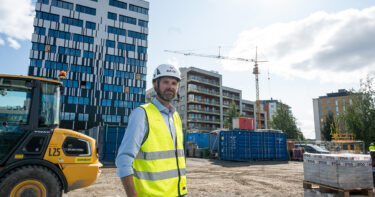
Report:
1,0,375,139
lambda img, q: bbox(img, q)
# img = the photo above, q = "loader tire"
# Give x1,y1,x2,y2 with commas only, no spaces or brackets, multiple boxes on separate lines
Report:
0,165,62,197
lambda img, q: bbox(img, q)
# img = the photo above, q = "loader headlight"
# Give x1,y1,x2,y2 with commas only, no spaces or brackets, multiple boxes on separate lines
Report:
62,137,91,156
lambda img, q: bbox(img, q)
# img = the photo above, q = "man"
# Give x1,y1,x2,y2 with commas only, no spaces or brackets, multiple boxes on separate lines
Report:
116,64,187,197
369,143,375,152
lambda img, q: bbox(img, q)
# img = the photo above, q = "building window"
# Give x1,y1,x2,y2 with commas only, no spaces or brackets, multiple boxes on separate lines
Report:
48,29,71,40
118,42,135,51
71,65,92,74
78,113,89,121
108,26,126,36
109,0,127,9
86,21,96,30
128,31,147,40
30,59,42,67
108,12,117,20
126,58,146,66
45,61,68,71
73,34,94,44
138,19,148,27
34,26,46,35
83,51,94,59
106,40,115,48
105,54,124,64
51,0,73,10
129,4,148,15
327,106,331,110
58,46,81,57
36,11,59,22
62,16,83,27
119,15,136,25
37,0,49,4
76,4,96,15
137,46,147,53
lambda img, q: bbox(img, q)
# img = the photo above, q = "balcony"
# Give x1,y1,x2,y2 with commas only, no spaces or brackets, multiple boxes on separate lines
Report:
188,76,220,87
187,108,220,115
222,95,240,100
242,107,254,111
187,87,220,97
187,118,220,124
188,98,220,107
222,103,240,109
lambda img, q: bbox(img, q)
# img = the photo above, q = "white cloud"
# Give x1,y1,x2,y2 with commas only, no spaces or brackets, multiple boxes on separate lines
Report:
224,7,375,83
0,0,34,47
0,37,4,45
7,37,21,49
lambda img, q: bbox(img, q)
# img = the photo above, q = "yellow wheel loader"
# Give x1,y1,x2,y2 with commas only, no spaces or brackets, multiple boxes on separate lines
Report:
0,74,102,197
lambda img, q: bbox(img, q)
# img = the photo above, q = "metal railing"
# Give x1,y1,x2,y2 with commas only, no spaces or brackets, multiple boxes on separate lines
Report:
188,98,220,106
188,76,220,87
188,87,220,96
187,108,220,114
187,118,220,124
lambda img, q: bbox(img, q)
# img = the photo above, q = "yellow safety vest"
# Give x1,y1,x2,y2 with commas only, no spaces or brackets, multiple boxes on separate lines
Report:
133,103,187,197
369,145,375,151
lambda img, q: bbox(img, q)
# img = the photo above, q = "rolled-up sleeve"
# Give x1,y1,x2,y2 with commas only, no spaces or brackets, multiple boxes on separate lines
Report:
115,107,147,178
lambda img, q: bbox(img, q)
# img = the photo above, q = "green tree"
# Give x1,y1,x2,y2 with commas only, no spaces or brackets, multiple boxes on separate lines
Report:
322,112,335,141
224,101,242,129
270,102,305,140
341,76,375,149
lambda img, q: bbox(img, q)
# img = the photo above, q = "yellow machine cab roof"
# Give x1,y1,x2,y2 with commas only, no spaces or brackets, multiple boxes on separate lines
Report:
0,74,62,85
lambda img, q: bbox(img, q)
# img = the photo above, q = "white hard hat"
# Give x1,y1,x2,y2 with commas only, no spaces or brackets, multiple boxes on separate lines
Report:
152,64,181,82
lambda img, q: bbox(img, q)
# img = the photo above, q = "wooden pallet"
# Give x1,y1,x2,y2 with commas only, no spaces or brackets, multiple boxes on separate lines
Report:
303,180,374,197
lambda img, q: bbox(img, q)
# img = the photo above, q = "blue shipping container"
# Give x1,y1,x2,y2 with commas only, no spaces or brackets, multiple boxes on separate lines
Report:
209,133,219,152
187,133,209,148
98,126,126,161
219,130,288,161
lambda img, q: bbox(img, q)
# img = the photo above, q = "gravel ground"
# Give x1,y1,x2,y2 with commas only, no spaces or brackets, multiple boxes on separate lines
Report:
63,158,304,197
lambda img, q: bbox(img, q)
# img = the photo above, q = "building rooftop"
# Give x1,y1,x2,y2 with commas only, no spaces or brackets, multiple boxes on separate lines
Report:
319,89,351,98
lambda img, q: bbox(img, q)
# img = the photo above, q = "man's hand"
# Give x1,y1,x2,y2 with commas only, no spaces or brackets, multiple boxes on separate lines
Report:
121,175,138,197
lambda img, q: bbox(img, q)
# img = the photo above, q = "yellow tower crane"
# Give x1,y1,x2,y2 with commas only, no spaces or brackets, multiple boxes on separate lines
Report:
164,48,267,129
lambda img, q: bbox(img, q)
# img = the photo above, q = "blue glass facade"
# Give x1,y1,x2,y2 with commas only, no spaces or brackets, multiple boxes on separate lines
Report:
28,0,149,130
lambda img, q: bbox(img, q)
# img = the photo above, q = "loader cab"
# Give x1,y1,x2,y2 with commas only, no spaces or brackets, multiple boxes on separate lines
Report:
0,75,61,164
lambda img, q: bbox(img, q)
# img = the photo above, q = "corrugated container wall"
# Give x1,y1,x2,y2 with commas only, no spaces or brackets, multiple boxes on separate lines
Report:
219,130,288,161
232,117,255,130
186,133,209,148
209,133,219,153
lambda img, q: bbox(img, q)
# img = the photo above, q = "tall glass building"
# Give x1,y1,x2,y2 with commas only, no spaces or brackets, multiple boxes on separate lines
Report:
28,0,149,130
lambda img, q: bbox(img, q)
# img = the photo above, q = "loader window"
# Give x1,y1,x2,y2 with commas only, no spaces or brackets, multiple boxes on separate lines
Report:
0,78,31,161
39,82,60,127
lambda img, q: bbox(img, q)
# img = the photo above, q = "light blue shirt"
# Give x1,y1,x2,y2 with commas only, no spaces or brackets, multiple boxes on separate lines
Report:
116,98,177,178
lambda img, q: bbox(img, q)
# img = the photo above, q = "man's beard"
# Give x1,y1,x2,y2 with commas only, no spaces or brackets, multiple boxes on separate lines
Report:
156,87,176,102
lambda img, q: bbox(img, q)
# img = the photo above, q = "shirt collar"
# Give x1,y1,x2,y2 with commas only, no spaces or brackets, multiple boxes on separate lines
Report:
152,98,176,114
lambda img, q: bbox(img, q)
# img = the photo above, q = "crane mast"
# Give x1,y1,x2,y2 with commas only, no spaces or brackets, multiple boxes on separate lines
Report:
164,48,266,129
253,48,261,129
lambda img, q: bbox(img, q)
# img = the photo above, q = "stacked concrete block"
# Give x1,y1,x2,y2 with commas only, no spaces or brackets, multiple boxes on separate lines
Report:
304,153,373,189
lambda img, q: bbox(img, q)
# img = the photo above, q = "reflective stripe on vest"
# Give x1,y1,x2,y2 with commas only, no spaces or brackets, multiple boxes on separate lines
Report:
134,168,186,181
136,149,185,160
132,103,187,197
